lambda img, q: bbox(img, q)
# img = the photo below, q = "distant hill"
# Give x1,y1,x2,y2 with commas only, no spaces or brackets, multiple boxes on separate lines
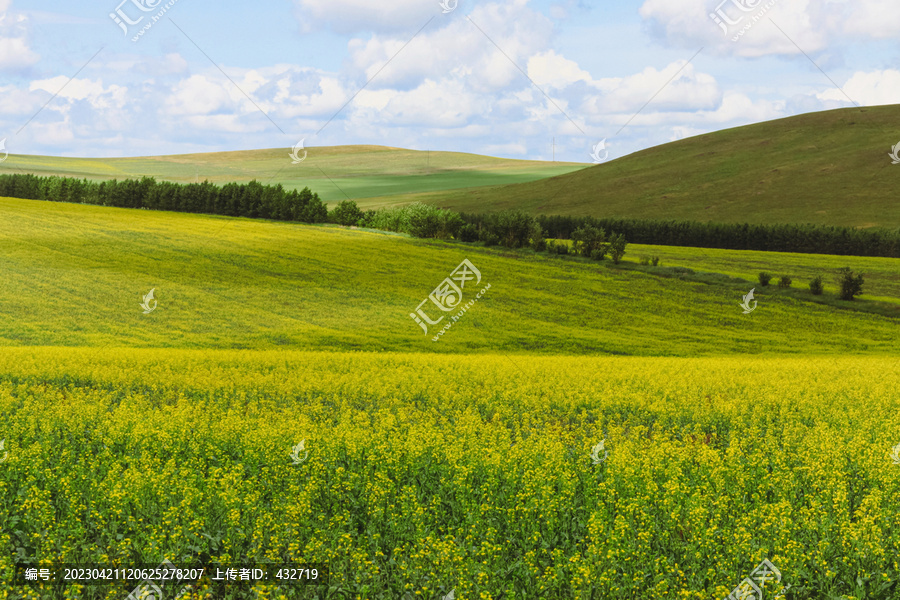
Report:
378,105,900,229
0,145,586,205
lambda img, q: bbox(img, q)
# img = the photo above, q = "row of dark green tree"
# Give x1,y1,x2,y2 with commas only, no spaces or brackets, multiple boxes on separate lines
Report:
330,200,631,263
4,172,898,258
0,173,329,223
516,214,900,258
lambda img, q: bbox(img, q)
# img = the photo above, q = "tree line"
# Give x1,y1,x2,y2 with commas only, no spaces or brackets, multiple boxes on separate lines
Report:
3,172,898,258
521,214,900,258
0,173,328,223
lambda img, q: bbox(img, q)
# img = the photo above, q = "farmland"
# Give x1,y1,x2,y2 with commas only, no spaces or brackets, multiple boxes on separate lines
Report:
0,145,586,207
1,195,899,599
1,349,899,599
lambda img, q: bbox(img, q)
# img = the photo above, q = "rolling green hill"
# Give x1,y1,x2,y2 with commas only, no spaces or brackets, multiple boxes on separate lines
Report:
0,145,585,205
1,196,896,355
380,105,900,229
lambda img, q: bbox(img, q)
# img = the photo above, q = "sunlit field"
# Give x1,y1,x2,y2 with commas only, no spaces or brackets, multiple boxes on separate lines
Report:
2,349,899,599
2,198,899,599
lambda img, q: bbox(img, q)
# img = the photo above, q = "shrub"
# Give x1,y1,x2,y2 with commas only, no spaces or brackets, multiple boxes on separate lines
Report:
547,241,569,255
758,272,772,286
482,210,537,249
809,275,824,295
837,267,864,300
330,200,364,226
482,231,500,247
590,248,607,261
529,221,546,251
639,256,650,266
572,225,608,259
609,233,627,264
651,257,660,266
457,224,479,243
777,275,792,288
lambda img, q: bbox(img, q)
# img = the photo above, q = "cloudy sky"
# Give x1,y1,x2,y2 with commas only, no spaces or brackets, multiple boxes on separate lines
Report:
0,0,898,162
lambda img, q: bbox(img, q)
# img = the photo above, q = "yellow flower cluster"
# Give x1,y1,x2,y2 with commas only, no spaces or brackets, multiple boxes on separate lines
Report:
0,348,898,599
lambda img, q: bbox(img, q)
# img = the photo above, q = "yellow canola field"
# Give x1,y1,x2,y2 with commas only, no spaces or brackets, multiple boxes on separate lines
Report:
1,348,899,599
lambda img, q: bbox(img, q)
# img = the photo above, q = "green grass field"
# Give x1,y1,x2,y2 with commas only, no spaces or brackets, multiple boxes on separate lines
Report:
626,243,900,303
1,196,897,355
376,105,900,229
2,195,899,600
0,145,586,206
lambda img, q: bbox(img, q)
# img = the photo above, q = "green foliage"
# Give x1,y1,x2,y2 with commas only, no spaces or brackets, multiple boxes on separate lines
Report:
809,275,824,295
515,214,900,259
758,272,772,286
407,203,463,239
777,275,792,288
546,240,569,255
482,231,499,247
609,233,627,264
837,267,864,301
457,223,479,243
640,256,650,266
651,256,660,267
481,210,539,249
572,225,608,259
529,220,546,251
0,173,328,224
330,200,364,226
359,202,463,239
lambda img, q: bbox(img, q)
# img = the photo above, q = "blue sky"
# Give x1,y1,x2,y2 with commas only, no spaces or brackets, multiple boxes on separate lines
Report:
0,0,898,162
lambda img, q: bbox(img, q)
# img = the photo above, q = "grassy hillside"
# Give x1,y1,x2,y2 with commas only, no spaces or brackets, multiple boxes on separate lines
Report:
0,144,586,205
0,196,896,355
379,105,900,229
